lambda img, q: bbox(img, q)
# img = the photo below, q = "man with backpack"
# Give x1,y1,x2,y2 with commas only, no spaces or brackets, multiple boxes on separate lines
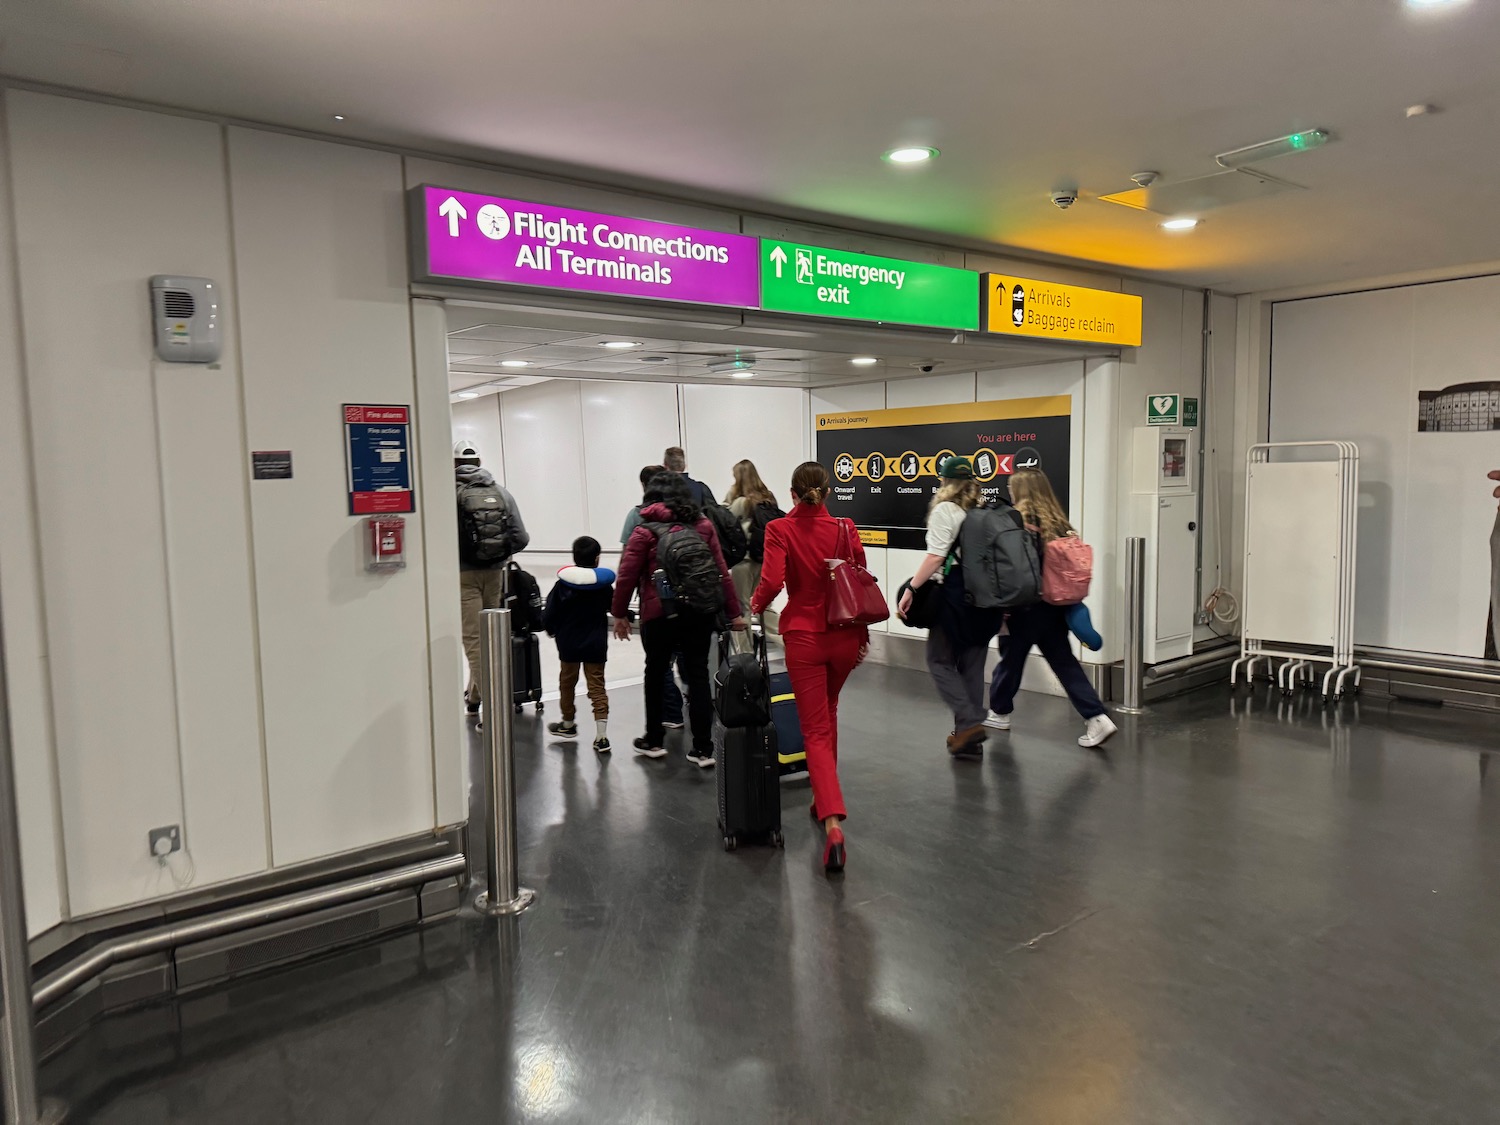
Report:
612,472,745,767
455,443,529,715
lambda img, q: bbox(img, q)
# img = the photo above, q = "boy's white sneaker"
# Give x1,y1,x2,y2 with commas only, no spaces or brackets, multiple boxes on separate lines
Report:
1079,714,1117,749
986,712,1012,731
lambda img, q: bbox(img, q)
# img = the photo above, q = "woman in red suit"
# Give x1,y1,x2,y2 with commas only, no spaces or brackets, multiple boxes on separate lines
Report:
751,462,869,873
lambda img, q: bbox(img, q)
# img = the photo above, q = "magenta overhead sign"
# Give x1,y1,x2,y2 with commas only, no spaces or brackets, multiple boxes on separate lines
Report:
412,185,760,308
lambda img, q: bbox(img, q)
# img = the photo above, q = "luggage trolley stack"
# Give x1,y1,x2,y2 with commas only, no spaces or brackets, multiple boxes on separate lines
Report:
1232,441,1360,702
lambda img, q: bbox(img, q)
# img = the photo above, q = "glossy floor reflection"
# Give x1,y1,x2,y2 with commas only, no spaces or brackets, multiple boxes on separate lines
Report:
46,666,1500,1124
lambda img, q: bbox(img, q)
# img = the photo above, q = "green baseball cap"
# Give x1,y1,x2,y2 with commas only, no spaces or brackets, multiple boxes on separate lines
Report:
938,455,974,480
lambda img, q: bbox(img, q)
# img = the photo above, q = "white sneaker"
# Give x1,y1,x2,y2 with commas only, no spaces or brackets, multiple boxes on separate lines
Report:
686,750,716,769
986,712,1012,731
1079,714,1117,748
663,721,685,730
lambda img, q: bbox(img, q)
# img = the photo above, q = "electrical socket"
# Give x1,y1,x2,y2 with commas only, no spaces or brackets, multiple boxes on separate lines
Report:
1195,610,1212,626
148,825,182,858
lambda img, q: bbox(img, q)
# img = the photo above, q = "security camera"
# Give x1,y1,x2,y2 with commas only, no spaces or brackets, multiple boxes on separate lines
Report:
1050,190,1078,210
920,363,936,373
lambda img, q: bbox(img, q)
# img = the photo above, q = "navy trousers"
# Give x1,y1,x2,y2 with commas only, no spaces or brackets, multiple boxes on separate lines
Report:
989,603,1106,720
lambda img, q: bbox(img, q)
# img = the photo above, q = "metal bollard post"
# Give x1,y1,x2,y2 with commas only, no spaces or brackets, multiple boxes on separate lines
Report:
1119,536,1146,715
0,600,66,1124
473,608,535,917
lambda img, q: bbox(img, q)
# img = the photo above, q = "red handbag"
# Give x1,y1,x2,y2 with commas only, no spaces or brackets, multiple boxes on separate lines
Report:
826,519,891,628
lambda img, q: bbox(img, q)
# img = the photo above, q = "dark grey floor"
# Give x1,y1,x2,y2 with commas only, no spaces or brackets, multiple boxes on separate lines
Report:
43,664,1500,1124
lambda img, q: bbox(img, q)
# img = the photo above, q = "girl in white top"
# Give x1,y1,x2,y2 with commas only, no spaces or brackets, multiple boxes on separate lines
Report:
897,456,997,758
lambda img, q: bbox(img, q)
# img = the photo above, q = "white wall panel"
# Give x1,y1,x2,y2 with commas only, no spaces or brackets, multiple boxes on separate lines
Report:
0,92,65,932
228,128,434,864
1271,289,1411,653
413,299,467,828
153,359,270,887
885,372,976,408
811,381,886,417
501,380,588,551
682,384,809,506
578,380,682,545
9,92,212,914
450,396,504,480
1271,278,1500,658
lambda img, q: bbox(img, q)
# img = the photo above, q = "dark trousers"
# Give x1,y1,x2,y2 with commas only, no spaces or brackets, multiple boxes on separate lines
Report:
662,654,686,723
990,603,1106,720
642,614,714,753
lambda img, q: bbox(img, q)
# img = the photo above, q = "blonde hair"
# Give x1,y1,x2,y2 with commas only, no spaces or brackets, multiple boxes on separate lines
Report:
726,459,775,508
929,478,982,513
1008,468,1073,542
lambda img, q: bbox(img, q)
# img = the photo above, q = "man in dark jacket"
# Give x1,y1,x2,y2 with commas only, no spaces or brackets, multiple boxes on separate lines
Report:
664,446,716,510
543,537,615,754
455,443,528,714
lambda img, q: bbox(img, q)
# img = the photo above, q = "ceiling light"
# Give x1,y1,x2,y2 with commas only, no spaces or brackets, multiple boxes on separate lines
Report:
456,391,479,399
599,340,641,349
1215,129,1330,169
729,370,756,379
850,356,879,367
332,114,345,122
1406,0,1468,7
641,356,671,363
1405,103,1440,118
499,359,530,368
884,146,939,164
1161,217,1200,231
706,356,757,372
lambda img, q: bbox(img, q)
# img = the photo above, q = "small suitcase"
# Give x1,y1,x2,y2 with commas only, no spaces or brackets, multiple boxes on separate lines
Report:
768,670,806,777
511,630,544,714
714,719,782,851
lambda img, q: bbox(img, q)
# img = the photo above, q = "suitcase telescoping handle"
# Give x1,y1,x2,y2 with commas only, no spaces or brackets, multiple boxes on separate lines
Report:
719,618,767,668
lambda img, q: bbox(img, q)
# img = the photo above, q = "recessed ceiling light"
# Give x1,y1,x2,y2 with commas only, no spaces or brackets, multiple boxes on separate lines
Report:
884,146,939,164
456,391,479,399
499,359,531,368
1406,0,1468,8
1161,217,1200,231
850,356,879,367
332,114,345,122
729,370,756,379
599,340,641,349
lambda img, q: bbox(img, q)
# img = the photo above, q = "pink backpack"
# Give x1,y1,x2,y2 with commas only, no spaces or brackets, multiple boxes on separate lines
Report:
1042,534,1093,605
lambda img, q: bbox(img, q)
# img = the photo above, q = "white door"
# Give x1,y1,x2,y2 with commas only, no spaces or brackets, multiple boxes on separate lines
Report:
1156,495,1198,643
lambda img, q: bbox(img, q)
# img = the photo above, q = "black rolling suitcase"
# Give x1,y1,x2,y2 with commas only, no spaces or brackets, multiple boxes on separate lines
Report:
504,563,545,715
714,627,782,851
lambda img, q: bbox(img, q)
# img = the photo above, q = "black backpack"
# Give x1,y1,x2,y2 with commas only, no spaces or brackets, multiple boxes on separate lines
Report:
503,563,544,633
747,502,786,563
459,483,526,563
648,522,726,617
703,503,749,568
958,501,1042,610
714,633,770,728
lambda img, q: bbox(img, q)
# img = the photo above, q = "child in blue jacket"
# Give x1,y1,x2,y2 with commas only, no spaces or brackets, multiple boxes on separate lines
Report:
543,536,615,753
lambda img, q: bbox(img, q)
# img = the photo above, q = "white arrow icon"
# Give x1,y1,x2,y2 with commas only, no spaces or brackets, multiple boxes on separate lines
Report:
768,244,788,278
438,196,467,238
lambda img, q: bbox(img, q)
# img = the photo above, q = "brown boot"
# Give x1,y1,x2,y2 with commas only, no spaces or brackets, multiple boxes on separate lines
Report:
946,724,988,759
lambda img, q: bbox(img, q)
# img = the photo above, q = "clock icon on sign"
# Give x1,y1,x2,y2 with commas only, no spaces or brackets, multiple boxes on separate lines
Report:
476,204,511,241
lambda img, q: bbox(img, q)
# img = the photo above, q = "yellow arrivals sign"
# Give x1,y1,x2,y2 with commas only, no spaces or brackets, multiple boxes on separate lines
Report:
984,275,1143,347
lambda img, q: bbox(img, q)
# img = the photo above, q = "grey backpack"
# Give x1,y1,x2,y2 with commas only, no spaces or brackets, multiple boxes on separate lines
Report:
459,484,527,562
958,501,1042,609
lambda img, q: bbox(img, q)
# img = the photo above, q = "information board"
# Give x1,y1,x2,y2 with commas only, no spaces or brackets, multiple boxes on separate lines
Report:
984,274,1143,347
344,404,414,515
815,397,1072,550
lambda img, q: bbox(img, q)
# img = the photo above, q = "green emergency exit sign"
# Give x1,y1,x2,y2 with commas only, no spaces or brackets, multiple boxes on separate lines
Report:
759,240,980,331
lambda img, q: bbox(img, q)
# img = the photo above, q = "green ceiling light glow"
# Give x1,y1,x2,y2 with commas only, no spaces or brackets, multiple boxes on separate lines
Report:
1216,129,1330,169
884,146,939,164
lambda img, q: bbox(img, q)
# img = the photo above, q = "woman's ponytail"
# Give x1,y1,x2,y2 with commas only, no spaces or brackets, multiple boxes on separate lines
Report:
790,461,831,506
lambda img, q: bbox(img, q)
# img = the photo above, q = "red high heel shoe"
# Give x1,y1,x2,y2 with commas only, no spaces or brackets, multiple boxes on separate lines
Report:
822,825,846,873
